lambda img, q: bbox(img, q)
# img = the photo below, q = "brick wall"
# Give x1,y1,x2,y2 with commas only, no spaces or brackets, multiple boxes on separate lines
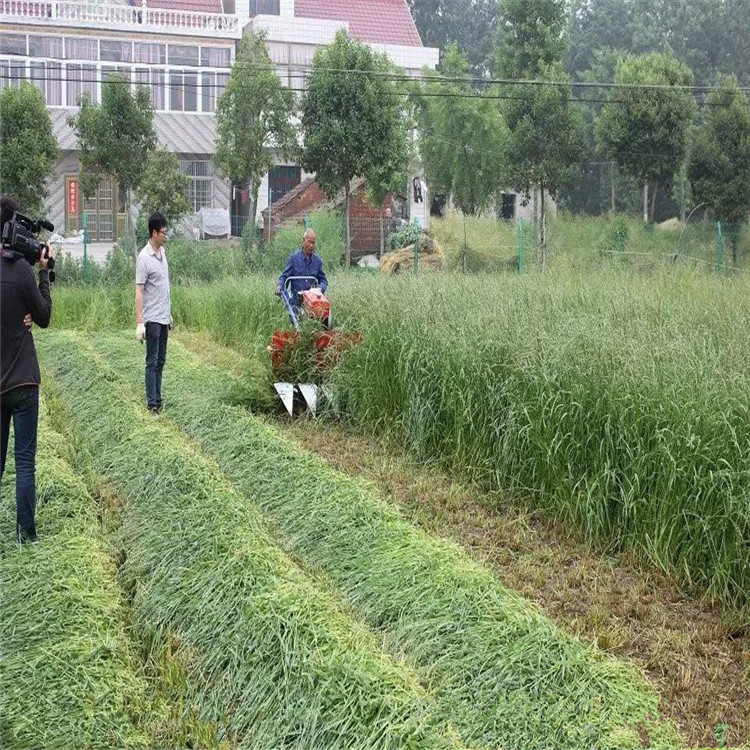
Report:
349,182,389,257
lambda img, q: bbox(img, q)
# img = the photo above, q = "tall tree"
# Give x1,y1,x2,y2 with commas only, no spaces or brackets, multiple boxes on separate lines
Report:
407,0,497,75
689,75,750,262
415,45,508,216
495,0,567,79
69,73,156,240
302,30,406,266
502,63,584,261
363,116,410,258
135,147,191,227
214,31,297,251
597,50,695,222
495,0,582,264
0,82,58,216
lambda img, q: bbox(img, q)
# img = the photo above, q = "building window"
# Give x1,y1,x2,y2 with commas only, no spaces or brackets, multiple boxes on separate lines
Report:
0,59,26,89
181,160,214,212
201,46,231,68
66,63,97,105
0,34,27,56
201,71,215,113
170,71,198,112
134,42,165,65
151,69,165,110
64,37,98,61
29,36,63,59
101,40,133,63
29,61,62,105
269,166,301,204
201,71,229,112
249,0,280,15
168,45,199,67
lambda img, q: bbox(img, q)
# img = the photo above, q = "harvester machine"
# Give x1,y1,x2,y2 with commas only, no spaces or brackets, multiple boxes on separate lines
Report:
269,276,360,416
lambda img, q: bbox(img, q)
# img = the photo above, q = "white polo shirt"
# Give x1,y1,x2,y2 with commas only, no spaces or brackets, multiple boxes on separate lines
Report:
135,241,172,325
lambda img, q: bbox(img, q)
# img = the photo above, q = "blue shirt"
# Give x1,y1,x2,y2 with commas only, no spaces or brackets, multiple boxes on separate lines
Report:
278,250,328,303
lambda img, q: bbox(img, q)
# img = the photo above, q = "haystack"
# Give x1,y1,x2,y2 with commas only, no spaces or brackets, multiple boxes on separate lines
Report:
380,235,446,274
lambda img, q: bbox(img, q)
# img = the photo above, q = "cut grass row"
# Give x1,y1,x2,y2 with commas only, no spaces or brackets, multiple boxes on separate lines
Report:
38,331,466,750
0,402,148,749
78,330,684,750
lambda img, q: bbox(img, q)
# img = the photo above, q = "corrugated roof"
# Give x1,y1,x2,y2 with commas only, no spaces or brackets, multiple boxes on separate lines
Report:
51,108,216,155
295,0,423,47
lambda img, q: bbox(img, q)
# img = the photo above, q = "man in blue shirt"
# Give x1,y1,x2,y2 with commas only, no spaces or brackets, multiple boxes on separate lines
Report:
276,228,328,311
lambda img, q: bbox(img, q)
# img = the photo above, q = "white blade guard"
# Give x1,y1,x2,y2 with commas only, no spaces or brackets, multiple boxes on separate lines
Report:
298,383,318,417
274,382,295,416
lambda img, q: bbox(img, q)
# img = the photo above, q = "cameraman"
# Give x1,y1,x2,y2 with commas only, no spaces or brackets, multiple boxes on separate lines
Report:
0,195,55,544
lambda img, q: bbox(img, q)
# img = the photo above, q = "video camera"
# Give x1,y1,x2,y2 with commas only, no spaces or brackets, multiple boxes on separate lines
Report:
1,211,56,282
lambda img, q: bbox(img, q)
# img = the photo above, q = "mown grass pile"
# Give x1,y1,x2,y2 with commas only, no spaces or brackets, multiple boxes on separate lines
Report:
0,402,148,749
85,331,683,750
37,331,466,750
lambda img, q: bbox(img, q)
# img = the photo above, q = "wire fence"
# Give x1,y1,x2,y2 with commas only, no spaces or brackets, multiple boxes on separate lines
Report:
56,208,749,284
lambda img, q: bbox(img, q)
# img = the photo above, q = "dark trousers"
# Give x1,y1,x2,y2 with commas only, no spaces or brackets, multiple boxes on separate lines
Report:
0,385,39,534
145,322,169,408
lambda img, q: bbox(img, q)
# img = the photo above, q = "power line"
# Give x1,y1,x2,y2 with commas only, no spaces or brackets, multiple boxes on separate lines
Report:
0,72,735,108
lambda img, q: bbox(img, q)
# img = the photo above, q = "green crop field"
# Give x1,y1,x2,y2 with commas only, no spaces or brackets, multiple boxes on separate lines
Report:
5,253,750,748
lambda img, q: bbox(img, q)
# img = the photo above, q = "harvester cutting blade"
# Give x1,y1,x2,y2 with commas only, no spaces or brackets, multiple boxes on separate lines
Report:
274,382,295,416
298,383,318,417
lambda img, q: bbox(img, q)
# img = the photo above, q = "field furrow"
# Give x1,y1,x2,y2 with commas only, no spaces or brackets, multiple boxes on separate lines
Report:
74,330,684,750
38,330,466,750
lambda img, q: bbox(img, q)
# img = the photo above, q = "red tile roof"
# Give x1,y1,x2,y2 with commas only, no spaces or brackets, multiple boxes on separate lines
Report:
295,0,423,47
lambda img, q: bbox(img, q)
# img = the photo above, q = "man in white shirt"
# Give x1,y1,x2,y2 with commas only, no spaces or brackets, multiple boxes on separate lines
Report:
135,212,172,413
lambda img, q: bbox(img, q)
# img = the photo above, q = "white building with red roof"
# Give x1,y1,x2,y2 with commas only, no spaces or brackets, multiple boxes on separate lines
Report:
0,0,437,240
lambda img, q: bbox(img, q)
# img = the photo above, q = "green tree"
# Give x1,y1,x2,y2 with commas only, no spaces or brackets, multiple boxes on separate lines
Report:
135,147,191,227
363,120,410,258
503,63,584,261
69,73,156,240
407,0,497,75
302,30,406,266
0,82,58,216
415,45,508,216
689,75,750,263
597,50,695,222
495,0,568,79
214,31,297,252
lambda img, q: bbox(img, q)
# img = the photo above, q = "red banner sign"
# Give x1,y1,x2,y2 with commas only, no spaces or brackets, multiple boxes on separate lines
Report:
68,179,78,216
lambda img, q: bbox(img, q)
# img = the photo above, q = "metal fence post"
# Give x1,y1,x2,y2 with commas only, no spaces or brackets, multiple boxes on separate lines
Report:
716,221,724,272
517,217,524,274
82,212,88,283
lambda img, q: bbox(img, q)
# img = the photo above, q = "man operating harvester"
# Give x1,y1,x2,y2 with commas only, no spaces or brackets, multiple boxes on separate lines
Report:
276,228,328,314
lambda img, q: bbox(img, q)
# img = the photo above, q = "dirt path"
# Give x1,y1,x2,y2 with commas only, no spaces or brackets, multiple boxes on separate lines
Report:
285,419,749,748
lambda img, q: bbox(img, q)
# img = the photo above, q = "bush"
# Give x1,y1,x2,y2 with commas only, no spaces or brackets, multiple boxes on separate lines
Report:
387,219,422,251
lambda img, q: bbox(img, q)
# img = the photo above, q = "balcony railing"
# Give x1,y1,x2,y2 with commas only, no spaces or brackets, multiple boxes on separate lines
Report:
0,0,241,37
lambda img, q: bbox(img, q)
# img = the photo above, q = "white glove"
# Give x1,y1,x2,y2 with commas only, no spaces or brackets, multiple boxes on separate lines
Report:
136,323,146,342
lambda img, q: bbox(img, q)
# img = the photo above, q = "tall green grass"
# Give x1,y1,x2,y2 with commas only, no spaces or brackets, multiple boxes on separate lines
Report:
0,404,149,749
48,266,750,616
38,331,466,750
87,331,683,750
